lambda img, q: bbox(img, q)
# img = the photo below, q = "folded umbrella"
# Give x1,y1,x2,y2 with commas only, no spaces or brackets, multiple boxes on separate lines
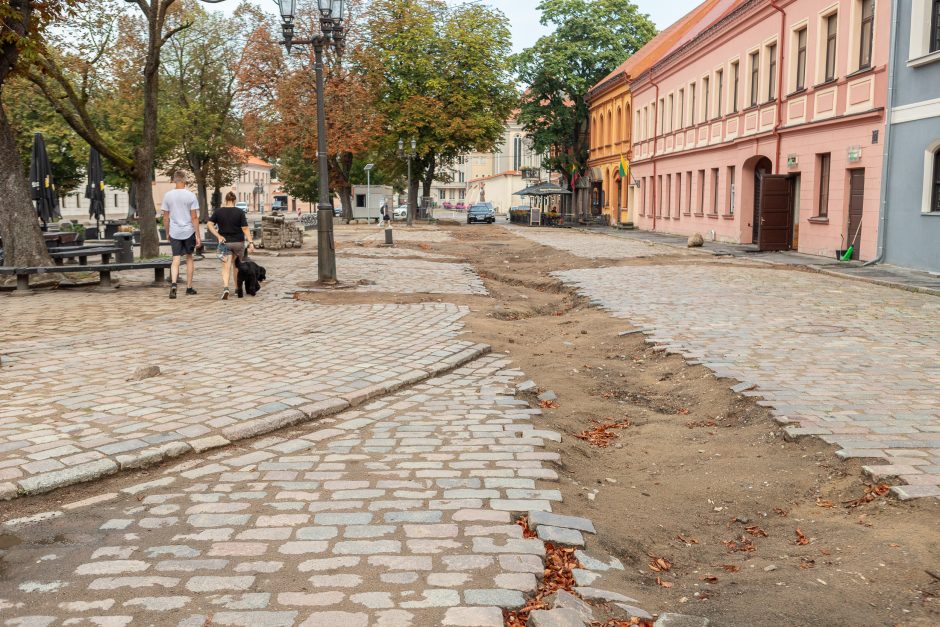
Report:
29,133,60,226
86,147,106,238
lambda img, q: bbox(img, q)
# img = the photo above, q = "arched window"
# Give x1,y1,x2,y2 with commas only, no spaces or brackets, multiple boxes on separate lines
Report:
925,139,940,213
616,107,622,144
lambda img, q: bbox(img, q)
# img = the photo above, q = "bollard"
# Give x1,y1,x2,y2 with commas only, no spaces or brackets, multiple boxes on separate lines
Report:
384,225,393,246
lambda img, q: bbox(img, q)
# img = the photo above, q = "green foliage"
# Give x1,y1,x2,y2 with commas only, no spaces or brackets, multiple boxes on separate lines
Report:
276,146,319,204
515,0,657,182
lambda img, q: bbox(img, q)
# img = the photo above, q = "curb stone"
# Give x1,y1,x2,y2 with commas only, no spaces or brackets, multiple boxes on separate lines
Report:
9,343,492,501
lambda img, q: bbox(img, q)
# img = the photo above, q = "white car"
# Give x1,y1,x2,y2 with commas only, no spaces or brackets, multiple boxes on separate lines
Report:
235,202,249,213
393,205,408,219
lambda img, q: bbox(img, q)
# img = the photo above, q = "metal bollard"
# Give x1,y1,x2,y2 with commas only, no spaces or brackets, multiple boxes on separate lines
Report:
384,226,393,246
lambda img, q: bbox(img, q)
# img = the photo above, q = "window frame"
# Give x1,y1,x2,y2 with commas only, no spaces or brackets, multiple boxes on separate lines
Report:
730,60,740,113
817,153,831,218
825,13,838,82
711,168,720,215
703,75,711,121
716,68,724,118
767,42,778,101
749,51,760,107
858,0,874,70
923,142,940,213
795,27,808,91
690,82,697,126
932,0,940,53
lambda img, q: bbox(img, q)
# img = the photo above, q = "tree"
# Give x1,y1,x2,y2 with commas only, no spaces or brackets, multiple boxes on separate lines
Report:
160,1,262,220
26,0,196,258
365,0,516,225
515,0,656,215
0,0,77,268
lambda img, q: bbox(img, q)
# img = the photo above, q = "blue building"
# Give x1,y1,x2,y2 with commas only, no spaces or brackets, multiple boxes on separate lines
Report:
879,0,940,272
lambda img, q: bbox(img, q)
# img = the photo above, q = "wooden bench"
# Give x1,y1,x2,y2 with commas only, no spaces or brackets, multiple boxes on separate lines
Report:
0,260,172,291
48,246,122,266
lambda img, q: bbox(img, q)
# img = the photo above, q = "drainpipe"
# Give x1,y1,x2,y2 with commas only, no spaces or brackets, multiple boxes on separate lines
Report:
770,0,786,172
650,72,660,231
863,0,899,266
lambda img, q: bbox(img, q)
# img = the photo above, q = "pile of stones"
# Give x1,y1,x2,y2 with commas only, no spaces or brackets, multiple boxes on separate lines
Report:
259,215,304,249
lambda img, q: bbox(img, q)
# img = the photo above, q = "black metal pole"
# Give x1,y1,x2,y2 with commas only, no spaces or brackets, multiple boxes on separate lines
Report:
406,154,413,226
313,39,337,283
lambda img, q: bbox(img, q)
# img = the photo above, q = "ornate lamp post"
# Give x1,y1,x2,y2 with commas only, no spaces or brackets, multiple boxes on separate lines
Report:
397,138,416,226
278,0,344,283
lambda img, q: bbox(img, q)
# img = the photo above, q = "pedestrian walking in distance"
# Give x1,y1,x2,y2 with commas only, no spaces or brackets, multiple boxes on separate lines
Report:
206,191,255,300
162,170,202,298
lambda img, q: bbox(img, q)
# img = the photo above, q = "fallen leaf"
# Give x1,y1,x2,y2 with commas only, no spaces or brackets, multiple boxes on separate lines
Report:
655,577,674,588
773,507,789,517
648,555,673,573
676,408,690,415
816,498,835,508
795,528,810,545
721,537,755,553
676,534,699,545
842,483,891,508
574,420,631,447
800,557,816,569
819,548,831,556
539,399,560,409
745,526,768,538
702,575,719,583
721,564,741,573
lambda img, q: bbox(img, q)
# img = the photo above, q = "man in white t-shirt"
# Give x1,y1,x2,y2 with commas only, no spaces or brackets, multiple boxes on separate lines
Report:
161,170,202,299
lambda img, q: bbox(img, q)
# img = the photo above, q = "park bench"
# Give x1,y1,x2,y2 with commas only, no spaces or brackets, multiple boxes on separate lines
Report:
48,246,122,266
0,260,172,291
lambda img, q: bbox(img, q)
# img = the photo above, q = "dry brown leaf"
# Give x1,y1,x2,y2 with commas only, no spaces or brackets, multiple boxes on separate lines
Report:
800,557,816,569
795,528,810,545
647,555,673,573
745,526,768,538
843,483,891,508
721,537,756,553
816,498,835,508
574,420,632,448
676,534,699,545
539,399,560,409
676,408,690,415
721,564,741,573
773,507,789,517
655,577,674,588
702,575,719,583
819,548,831,556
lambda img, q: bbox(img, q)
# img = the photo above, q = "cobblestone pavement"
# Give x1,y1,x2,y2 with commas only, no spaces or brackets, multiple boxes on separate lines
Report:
504,225,690,260
335,258,487,295
0,355,644,626
339,246,457,261
555,264,940,499
0,251,490,499
363,229,454,244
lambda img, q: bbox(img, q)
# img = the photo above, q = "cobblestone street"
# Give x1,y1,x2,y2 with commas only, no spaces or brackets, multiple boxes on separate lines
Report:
553,251,940,499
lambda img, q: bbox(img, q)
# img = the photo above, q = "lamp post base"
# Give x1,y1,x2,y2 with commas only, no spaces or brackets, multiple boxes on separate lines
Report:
317,208,337,284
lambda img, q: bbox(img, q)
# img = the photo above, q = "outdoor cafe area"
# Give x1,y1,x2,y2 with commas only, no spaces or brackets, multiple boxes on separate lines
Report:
509,181,573,227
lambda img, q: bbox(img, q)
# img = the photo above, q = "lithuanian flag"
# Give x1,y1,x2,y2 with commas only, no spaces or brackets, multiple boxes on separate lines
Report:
618,155,629,179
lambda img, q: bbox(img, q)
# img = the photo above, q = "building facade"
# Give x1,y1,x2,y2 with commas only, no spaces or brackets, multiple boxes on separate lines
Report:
881,0,940,272
627,0,889,260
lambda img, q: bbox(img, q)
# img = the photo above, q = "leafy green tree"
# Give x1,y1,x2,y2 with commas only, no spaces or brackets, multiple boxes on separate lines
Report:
366,0,516,225
515,0,656,212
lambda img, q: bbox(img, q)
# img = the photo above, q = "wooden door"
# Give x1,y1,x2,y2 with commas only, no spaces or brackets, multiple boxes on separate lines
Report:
847,169,865,260
758,175,793,251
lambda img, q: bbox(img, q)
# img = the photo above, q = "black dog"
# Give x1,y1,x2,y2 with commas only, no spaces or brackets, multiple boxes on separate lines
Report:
235,257,266,297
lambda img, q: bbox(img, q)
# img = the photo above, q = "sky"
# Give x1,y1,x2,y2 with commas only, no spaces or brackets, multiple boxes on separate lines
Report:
206,0,703,53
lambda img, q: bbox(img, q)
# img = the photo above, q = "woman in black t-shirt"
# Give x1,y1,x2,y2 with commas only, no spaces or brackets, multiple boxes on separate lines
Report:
207,191,255,300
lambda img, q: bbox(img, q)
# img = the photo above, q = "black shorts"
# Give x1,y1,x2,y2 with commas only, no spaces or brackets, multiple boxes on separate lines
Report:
170,234,197,256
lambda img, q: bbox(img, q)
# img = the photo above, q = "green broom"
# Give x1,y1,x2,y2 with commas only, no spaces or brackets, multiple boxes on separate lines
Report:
841,221,863,261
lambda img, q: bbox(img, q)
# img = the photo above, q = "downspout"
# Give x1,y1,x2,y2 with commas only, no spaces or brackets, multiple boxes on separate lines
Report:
770,0,786,172
650,72,660,231
864,0,899,266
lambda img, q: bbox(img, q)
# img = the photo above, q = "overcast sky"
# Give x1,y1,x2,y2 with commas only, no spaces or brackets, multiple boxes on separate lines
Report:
207,0,702,53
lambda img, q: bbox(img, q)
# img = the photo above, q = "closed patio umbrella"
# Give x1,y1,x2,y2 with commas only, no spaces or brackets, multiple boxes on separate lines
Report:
86,147,105,238
29,133,59,227
127,181,137,220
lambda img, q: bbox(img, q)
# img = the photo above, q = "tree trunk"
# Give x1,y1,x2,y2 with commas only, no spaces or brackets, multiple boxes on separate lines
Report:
422,159,436,203
407,177,419,227
339,184,352,222
135,4,163,259
334,152,354,222
191,162,209,223
0,98,52,267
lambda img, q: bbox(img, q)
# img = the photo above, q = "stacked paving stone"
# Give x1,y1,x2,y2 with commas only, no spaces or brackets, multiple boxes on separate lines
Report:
260,216,304,250
0,355,675,626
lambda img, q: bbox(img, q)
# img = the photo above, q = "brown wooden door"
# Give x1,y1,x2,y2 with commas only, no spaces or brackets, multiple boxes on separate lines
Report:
758,175,793,251
847,169,865,260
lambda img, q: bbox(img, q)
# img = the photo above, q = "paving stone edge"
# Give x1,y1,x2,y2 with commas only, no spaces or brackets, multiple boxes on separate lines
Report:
9,342,492,501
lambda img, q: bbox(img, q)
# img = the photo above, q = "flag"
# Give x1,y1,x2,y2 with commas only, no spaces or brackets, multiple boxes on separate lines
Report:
619,155,629,180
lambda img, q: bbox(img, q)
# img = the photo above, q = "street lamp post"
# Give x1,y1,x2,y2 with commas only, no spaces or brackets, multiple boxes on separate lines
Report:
397,138,416,226
364,163,374,223
278,0,344,284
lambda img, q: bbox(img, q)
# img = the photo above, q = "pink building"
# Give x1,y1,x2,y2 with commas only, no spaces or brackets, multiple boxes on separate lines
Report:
629,0,889,259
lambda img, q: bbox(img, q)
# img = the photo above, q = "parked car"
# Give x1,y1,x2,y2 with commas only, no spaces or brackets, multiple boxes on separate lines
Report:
393,205,408,219
235,202,249,213
467,203,495,224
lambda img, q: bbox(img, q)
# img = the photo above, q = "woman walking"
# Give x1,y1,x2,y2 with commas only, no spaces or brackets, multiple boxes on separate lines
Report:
207,192,255,300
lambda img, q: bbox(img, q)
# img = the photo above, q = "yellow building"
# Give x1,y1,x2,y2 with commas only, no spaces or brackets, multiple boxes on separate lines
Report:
586,0,726,226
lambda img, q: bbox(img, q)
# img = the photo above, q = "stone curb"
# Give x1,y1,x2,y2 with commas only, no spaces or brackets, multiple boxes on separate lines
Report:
10,343,493,501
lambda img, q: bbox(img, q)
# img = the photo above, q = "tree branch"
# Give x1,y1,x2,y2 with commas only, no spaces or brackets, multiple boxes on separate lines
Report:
161,21,192,49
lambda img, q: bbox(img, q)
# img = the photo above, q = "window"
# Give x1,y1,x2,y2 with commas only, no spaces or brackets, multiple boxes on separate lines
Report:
686,171,693,214
356,194,366,208
667,95,674,132
818,153,831,217
657,175,663,217
767,43,777,101
458,189,465,200
825,13,838,81
716,69,724,117
697,169,706,213
703,76,710,120
933,0,940,53
513,136,523,170
727,166,736,215
659,98,665,134
439,189,446,200
749,52,760,106
859,0,874,70
731,61,739,113
690,83,697,125
676,173,683,216
931,148,940,212
711,168,720,214
795,28,808,90
458,170,465,183
678,89,685,129
640,178,646,215
665,174,672,214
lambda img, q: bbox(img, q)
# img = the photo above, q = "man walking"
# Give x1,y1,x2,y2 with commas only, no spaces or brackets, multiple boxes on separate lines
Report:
162,171,202,299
